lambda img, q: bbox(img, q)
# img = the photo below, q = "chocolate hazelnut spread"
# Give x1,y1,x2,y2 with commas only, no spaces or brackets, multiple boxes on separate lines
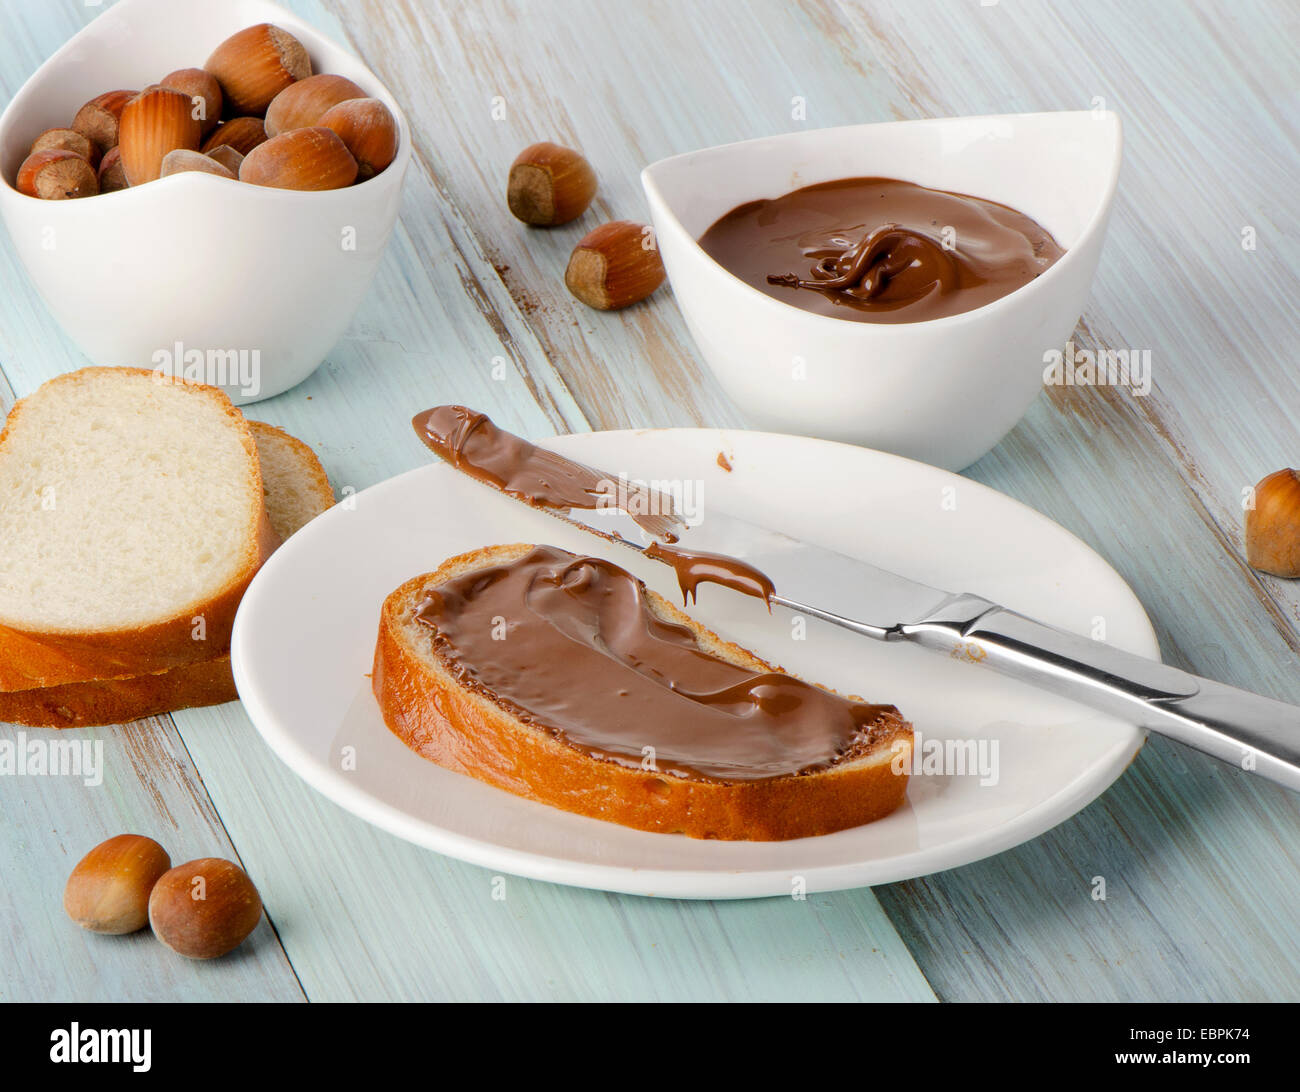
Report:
412,545,898,781
698,176,1065,323
644,540,774,607
413,405,683,541
415,406,778,604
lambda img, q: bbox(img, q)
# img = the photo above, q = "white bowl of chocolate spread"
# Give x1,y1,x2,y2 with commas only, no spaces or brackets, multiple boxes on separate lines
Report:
642,112,1122,470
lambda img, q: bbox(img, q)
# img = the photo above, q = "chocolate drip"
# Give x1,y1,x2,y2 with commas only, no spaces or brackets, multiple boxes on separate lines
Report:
644,541,774,607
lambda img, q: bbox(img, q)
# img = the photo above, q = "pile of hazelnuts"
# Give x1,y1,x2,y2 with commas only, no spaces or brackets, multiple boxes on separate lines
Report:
13,22,398,200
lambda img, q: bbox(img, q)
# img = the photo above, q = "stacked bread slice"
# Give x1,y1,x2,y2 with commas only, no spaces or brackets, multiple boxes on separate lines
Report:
0,368,332,727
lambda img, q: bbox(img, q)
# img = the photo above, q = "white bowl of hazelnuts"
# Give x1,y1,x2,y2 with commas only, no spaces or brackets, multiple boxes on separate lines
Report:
0,0,410,404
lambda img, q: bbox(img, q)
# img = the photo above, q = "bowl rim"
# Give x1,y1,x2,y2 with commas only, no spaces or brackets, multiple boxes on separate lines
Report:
640,110,1123,334
0,0,412,208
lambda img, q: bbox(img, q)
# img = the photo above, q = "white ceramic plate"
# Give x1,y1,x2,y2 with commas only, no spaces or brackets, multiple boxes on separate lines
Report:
232,428,1153,899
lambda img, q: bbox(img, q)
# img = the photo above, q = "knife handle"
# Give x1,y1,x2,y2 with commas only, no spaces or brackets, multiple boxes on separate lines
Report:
902,594,1300,793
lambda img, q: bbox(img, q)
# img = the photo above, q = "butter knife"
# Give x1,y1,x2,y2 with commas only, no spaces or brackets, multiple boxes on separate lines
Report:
546,493,1300,795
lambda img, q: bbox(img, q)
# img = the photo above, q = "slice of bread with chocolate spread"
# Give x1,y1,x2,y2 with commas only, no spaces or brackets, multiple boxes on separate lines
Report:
373,543,911,841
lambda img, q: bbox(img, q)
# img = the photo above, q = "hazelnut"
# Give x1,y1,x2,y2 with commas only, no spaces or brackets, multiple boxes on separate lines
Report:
204,23,312,117
30,127,100,169
201,116,269,157
240,126,358,190
205,144,245,175
15,149,98,199
265,73,366,136
564,220,666,310
71,89,136,155
318,97,397,179
160,148,236,179
160,67,224,137
148,857,262,959
64,834,171,935
118,86,203,186
97,146,128,193
1246,468,1300,578
507,141,596,226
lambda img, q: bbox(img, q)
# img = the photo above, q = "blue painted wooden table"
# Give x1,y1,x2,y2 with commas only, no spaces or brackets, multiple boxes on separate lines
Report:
1,0,1297,1002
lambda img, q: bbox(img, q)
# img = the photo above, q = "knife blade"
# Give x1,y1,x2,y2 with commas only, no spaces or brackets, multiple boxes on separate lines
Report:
553,499,953,639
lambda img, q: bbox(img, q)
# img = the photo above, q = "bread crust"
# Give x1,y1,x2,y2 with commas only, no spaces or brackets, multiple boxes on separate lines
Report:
247,420,335,534
0,656,237,728
373,544,912,841
0,368,280,692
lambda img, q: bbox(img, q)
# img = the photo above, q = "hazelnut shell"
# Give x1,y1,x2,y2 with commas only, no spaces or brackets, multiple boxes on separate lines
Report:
565,220,666,310
72,89,136,155
265,73,366,137
1246,469,1300,578
16,149,98,200
507,141,596,226
204,23,312,116
239,126,358,190
318,97,398,179
64,834,171,935
201,116,269,157
97,146,128,193
148,857,263,960
30,127,100,169
160,68,224,137
118,86,203,186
